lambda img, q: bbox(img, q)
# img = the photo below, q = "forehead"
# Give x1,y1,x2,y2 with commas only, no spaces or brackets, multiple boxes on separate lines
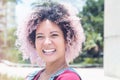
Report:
36,20,62,33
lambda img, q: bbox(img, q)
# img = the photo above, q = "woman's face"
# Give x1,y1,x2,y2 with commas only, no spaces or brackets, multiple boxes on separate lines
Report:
35,20,66,63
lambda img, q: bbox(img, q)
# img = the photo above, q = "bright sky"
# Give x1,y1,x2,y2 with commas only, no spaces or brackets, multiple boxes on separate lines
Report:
15,0,32,24
15,0,86,25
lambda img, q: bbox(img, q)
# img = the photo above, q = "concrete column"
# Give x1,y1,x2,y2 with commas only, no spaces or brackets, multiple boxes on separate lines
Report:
105,0,120,79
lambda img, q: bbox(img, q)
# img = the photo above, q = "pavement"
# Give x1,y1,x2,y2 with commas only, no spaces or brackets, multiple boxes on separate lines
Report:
0,63,119,80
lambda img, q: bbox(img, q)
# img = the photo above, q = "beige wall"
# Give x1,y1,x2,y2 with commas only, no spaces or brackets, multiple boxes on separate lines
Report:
105,0,120,79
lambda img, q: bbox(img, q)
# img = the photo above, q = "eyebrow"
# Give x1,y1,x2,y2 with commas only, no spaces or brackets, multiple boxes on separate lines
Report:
50,31,60,34
36,31,60,35
36,33,43,36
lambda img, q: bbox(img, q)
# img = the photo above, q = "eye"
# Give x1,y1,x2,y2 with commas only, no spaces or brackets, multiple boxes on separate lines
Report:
51,34,59,38
36,35,44,39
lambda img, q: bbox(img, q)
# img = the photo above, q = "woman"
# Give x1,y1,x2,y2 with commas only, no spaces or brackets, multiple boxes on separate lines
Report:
16,1,85,80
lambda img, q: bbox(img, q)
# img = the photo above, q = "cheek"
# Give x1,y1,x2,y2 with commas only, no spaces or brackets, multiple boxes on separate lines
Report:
58,39,66,51
35,40,42,51
35,41,43,57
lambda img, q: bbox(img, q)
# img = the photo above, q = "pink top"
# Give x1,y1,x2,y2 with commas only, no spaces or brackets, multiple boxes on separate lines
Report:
26,68,81,80
55,70,81,80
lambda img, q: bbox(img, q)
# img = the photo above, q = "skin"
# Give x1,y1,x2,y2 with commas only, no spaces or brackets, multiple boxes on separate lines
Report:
35,19,68,79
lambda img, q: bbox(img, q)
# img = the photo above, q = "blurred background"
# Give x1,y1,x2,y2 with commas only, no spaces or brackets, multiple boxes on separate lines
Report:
0,0,119,80
0,0,103,66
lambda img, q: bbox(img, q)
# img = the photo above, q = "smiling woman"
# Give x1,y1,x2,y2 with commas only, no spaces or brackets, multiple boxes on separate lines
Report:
35,20,66,64
16,1,85,80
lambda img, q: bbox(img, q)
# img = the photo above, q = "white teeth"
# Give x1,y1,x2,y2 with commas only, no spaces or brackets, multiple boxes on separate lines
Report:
43,49,56,54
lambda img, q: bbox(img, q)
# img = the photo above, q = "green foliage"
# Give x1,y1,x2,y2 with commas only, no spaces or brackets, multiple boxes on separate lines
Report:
84,58,94,64
0,0,104,66
0,0,23,62
74,0,104,65
7,27,16,47
81,0,104,54
0,27,24,63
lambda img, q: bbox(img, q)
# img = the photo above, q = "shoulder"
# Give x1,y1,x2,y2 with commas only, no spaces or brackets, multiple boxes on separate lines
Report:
56,68,81,80
25,70,40,80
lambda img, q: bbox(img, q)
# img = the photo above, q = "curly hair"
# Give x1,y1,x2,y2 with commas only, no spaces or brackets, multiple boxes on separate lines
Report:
16,2,85,66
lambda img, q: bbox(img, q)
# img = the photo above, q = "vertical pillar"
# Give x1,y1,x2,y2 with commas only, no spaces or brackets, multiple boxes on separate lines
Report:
105,0,120,79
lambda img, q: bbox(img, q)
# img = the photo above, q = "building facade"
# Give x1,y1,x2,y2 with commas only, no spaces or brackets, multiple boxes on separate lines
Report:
0,0,16,46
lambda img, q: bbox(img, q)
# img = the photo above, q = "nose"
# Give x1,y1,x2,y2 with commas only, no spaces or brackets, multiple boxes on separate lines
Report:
44,38,52,45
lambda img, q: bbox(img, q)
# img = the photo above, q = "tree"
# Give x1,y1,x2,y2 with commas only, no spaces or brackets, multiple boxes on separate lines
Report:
74,0,104,64
0,0,22,62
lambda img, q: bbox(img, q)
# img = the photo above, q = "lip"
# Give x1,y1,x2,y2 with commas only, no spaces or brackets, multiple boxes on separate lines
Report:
42,49,56,55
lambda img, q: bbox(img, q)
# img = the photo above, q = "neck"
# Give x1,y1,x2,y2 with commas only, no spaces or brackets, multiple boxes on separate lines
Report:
44,59,68,75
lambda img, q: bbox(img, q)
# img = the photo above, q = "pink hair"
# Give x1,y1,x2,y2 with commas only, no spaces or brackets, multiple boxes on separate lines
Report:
16,2,85,66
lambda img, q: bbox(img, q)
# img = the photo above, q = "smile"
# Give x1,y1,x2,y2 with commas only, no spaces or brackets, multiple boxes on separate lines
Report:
42,49,56,54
